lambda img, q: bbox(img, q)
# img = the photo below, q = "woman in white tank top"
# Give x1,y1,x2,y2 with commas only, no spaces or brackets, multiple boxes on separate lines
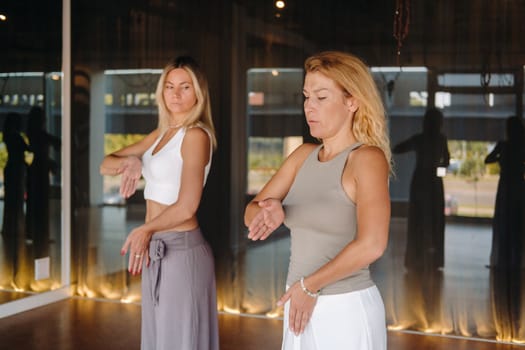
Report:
245,51,392,350
100,56,219,350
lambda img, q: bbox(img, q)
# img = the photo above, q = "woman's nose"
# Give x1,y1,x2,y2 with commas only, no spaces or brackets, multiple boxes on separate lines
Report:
304,99,312,112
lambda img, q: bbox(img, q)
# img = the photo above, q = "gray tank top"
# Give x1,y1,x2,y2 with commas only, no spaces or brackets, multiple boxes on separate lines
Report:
282,143,375,295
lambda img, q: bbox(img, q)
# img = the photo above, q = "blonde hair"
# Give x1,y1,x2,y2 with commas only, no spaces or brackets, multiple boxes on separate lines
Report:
304,51,391,170
155,56,217,149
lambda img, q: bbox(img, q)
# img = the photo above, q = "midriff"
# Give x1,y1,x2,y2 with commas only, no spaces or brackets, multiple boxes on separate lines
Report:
145,199,199,233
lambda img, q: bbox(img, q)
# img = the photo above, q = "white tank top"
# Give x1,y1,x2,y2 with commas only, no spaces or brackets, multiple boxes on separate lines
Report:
141,126,212,205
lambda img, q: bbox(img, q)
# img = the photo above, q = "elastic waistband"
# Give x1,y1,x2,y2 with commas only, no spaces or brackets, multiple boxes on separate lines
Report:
150,227,205,251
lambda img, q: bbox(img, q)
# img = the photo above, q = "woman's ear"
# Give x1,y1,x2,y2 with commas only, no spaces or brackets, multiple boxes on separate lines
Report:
346,96,359,113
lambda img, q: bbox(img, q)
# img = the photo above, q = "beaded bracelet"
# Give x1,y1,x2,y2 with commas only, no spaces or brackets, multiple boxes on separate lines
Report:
300,277,320,298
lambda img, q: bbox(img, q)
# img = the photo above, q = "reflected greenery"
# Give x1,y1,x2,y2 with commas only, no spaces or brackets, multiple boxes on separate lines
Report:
104,134,146,155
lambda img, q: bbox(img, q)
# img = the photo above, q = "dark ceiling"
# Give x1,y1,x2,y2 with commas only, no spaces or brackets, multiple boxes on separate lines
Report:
235,0,525,70
1,0,525,72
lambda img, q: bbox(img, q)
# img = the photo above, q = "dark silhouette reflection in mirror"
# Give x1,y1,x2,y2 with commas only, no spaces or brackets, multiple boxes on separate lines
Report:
0,113,29,288
485,115,525,341
25,106,61,259
393,107,450,331
484,115,525,270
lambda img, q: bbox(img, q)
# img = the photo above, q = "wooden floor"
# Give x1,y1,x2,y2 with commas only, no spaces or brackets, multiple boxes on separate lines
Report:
0,298,523,350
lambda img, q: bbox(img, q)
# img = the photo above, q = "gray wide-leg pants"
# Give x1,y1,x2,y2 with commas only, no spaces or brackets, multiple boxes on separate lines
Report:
141,228,219,350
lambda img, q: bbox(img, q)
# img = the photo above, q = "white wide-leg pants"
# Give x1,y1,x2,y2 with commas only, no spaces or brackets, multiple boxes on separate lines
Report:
282,285,386,350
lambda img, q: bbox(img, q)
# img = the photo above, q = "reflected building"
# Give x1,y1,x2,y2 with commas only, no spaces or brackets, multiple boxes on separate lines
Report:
1,0,525,345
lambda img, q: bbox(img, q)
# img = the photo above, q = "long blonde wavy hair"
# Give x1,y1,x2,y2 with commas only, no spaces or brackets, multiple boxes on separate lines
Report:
155,56,217,149
304,51,391,170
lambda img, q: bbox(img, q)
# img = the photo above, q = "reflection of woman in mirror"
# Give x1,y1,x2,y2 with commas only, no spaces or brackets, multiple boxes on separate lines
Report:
393,107,450,271
486,116,525,341
25,106,61,258
1,112,29,285
485,115,525,269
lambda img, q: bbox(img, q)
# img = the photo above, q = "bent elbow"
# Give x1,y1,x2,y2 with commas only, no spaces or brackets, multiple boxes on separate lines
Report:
368,239,388,263
374,244,387,261
182,206,197,222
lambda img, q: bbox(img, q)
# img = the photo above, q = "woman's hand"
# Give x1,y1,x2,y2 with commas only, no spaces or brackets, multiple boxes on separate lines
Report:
277,281,317,335
120,225,152,275
119,156,142,199
247,198,285,240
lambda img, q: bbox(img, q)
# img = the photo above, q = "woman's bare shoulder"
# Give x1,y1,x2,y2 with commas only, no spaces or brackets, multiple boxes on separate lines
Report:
180,126,211,161
183,126,210,144
352,145,389,175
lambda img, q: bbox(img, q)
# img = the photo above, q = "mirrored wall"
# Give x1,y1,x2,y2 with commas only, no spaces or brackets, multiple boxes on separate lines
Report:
0,0,64,308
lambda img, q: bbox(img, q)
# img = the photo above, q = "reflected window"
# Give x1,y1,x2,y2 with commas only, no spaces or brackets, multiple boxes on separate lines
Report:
371,67,428,113
242,68,305,317
437,73,514,87
102,69,160,205
247,136,302,195
444,140,497,217
246,68,305,194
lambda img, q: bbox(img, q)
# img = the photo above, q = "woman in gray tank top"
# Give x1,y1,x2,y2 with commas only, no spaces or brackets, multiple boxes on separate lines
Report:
245,51,391,350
